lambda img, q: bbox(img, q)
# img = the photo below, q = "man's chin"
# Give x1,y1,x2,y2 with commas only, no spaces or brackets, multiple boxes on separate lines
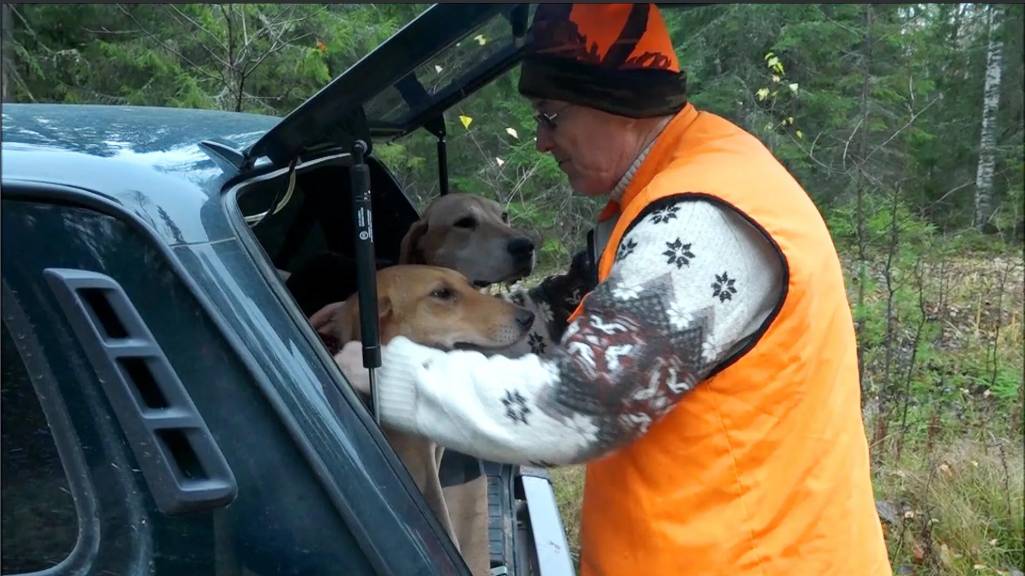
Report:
563,170,605,196
570,180,611,198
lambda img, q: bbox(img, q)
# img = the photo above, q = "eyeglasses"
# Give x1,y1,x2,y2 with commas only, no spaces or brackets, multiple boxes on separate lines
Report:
533,104,572,132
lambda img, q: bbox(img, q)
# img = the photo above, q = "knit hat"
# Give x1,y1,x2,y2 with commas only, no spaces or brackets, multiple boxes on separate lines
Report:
518,3,688,118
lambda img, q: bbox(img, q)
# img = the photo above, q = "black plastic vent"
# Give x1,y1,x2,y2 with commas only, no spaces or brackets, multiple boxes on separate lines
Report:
117,358,170,410
44,268,236,515
156,429,206,480
79,288,129,339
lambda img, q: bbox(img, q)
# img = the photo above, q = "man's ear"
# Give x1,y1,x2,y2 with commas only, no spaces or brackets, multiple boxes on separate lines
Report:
399,220,428,264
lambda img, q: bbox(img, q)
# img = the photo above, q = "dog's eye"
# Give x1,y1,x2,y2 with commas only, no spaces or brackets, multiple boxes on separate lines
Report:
454,217,477,229
431,287,454,300
501,212,509,223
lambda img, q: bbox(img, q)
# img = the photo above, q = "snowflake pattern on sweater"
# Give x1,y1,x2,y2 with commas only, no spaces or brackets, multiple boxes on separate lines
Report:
543,273,708,455
367,197,784,465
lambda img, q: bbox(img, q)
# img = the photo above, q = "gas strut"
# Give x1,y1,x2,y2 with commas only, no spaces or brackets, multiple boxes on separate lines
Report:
350,140,382,424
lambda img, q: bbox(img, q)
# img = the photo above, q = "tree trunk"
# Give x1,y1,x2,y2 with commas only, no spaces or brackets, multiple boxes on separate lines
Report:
855,3,873,406
2,3,11,101
871,183,901,464
974,3,1004,232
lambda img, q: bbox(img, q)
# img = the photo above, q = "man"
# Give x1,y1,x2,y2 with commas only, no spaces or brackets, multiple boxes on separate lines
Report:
340,4,891,575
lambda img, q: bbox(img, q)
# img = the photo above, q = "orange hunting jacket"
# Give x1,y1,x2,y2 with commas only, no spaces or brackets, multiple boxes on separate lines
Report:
574,103,891,576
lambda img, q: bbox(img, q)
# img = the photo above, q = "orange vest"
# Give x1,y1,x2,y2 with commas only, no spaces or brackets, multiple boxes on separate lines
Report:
573,104,891,575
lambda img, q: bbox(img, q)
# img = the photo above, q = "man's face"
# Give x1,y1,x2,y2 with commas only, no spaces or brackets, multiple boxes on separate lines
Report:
532,99,642,197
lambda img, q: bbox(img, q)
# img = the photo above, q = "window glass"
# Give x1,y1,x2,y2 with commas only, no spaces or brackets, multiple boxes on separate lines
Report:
364,7,531,129
1,322,79,574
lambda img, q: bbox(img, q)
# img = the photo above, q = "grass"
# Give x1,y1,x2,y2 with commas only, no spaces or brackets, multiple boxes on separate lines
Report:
549,441,1023,575
876,439,1024,575
543,247,1025,575
551,465,585,567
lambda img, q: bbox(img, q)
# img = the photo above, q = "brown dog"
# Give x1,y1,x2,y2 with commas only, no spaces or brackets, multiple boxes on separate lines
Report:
286,193,537,318
401,193,536,287
311,265,534,350
311,266,533,575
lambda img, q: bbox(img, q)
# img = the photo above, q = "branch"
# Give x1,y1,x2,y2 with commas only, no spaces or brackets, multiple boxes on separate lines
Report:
862,95,941,165
678,5,737,48
240,91,286,101
240,32,310,81
81,27,140,35
163,6,230,70
786,131,832,173
76,86,130,105
508,156,544,199
859,169,1014,248
9,5,54,54
853,163,884,189
5,58,37,102
242,5,249,50
116,4,223,84
220,4,235,71
167,5,227,53
240,5,321,64
842,116,864,172
239,6,314,79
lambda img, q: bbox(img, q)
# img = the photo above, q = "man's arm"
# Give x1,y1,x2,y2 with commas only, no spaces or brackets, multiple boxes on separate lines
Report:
349,198,784,466
499,248,596,357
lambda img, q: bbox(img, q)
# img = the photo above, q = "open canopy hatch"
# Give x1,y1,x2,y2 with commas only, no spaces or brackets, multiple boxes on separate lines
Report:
240,4,531,171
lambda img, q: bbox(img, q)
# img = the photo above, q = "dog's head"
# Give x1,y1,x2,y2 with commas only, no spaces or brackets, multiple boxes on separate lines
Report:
311,265,535,353
399,193,537,287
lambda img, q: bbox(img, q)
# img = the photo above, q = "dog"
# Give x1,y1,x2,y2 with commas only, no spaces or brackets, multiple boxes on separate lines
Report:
287,192,537,317
312,265,535,350
311,265,533,576
400,193,537,288
297,193,539,574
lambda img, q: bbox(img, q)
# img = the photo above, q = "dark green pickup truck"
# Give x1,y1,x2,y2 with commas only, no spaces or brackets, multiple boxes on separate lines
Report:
2,4,577,575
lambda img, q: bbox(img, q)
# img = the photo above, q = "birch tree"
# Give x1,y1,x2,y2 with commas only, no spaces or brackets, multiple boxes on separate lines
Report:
974,3,1005,232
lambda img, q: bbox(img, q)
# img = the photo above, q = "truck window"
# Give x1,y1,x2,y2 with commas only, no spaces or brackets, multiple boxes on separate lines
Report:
1,322,80,574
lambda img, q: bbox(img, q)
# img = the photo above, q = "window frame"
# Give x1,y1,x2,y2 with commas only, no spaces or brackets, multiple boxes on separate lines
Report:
1,282,100,576
4,178,469,574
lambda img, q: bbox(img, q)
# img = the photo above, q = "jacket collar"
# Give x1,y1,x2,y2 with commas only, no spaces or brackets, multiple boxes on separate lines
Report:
598,103,701,222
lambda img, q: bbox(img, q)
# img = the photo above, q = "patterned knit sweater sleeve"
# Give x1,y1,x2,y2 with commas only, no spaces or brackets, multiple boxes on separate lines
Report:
496,248,596,359
369,197,784,466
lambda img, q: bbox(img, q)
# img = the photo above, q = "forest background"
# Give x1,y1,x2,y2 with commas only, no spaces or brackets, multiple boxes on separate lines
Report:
3,4,1023,574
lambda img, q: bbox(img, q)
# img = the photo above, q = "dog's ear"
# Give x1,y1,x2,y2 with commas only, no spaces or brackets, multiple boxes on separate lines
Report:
399,220,428,264
377,293,393,320
375,294,396,343
310,301,350,353
310,301,344,335
310,292,394,351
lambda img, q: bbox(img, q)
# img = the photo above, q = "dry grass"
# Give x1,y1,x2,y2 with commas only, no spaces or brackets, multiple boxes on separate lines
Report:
549,443,1024,575
544,254,1024,574
876,439,1024,575
551,465,585,567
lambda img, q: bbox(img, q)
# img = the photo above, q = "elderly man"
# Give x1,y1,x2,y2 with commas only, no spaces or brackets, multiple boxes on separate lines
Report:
340,4,891,575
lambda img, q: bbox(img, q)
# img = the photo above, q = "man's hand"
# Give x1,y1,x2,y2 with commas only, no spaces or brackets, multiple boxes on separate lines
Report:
334,341,371,395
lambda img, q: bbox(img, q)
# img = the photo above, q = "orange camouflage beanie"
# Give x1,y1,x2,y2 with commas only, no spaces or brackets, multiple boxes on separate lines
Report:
518,3,687,118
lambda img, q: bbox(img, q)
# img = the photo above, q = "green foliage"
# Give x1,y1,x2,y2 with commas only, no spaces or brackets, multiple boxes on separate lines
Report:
5,4,1021,234
875,441,1024,575
6,6,1022,572
5,2,1021,381
5,6,1020,347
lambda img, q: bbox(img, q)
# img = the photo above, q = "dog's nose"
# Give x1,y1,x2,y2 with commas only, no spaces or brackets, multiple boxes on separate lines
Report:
507,237,535,258
515,308,536,330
